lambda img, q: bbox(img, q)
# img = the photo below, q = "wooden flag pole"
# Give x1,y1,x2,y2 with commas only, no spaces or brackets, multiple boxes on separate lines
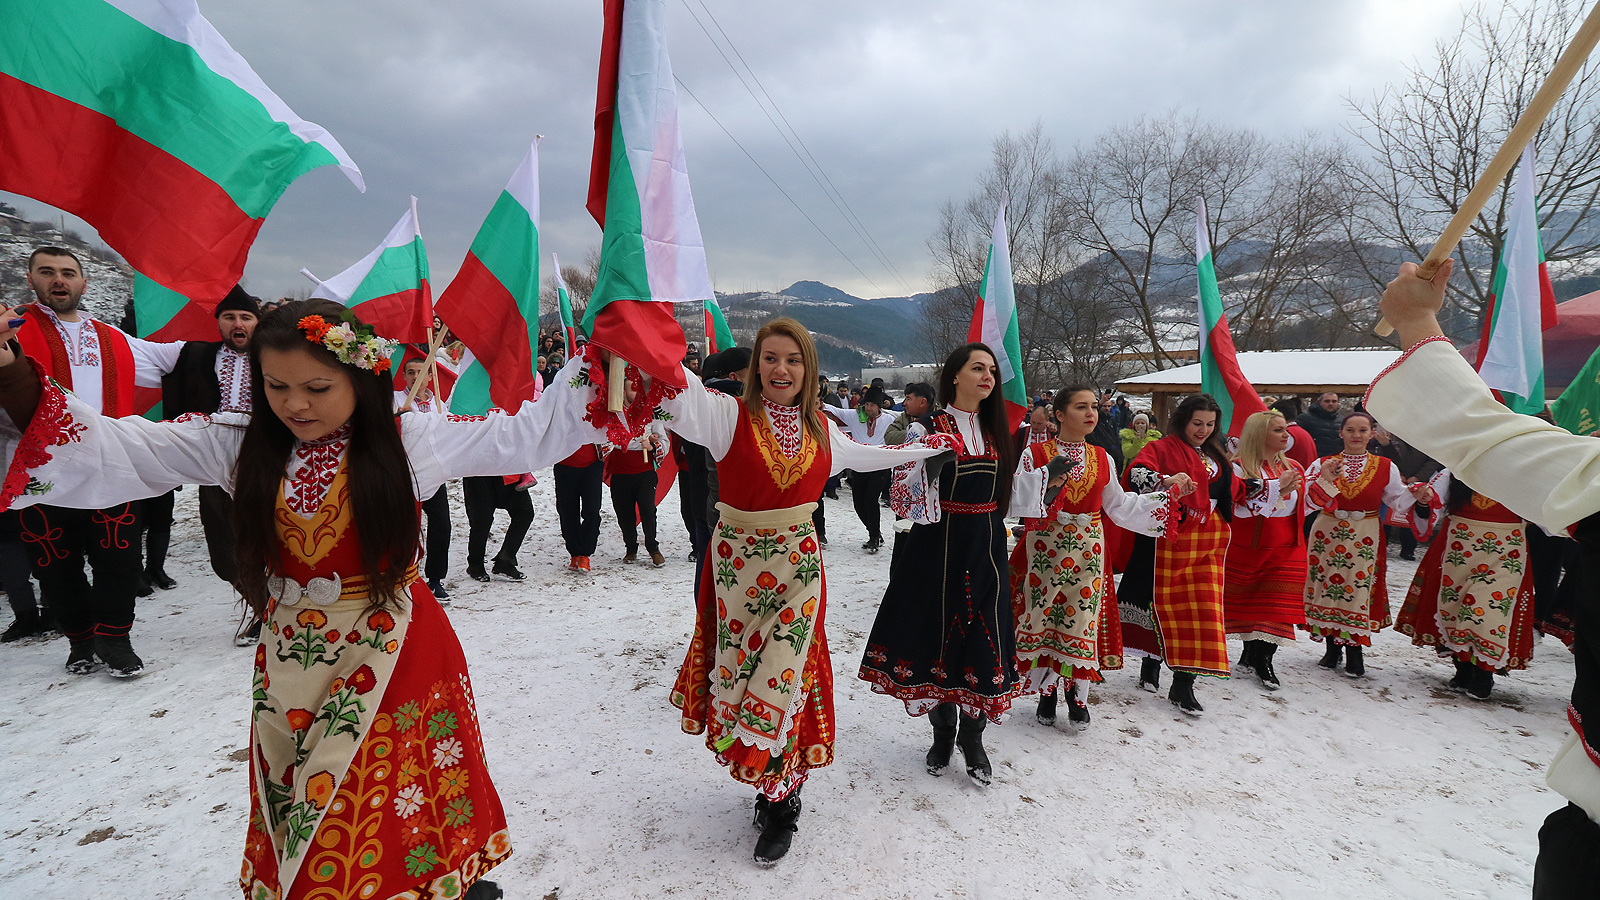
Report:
1376,0,1600,337
403,322,449,410
608,355,626,412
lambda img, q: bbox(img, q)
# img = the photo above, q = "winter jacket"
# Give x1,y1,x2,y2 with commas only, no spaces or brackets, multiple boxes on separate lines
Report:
1296,405,1344,458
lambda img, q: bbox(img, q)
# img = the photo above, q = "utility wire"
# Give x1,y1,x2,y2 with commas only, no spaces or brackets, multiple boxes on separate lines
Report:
692,0,912,294
673,74,887,296
679,0,912,295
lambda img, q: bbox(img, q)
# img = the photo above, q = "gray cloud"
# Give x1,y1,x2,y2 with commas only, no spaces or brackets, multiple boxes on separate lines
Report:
5,0,1466,300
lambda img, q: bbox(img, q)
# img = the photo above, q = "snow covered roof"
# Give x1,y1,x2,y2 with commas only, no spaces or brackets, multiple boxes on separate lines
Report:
1115,349,1402,393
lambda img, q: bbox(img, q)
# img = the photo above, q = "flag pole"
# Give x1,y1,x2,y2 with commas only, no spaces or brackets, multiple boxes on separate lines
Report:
404,322,449,410
1376,0,1600,337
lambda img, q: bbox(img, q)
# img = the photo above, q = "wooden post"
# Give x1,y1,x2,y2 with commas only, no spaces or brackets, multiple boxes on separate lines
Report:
403,323,449,410
1376,0,1600,336
607,354,626,412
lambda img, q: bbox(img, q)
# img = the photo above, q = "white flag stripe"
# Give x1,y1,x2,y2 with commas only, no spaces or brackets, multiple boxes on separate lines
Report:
505,139,541,224
979,192,1017,382
1480,143,1543,401
312,196,421,303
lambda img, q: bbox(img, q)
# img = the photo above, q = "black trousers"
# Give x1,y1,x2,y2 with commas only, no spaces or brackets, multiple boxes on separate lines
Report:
0,510,38,620
462,476,533,568
420,484,451,581
850,469,889,541
554,461,603,558
18,503,142,642
197,485,238,585
610,470,660,555
1534,802,1600,898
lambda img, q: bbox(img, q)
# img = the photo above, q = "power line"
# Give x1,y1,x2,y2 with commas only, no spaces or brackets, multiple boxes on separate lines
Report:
673,74,888,296
692,0,912,294
679,0,912,295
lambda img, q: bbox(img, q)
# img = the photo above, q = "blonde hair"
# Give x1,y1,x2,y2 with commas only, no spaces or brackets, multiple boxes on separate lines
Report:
1233,411,1289,479
742,317,827,444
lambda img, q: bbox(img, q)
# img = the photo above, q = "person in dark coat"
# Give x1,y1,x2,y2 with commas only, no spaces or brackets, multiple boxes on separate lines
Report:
1087,391,1126,474
1296,392,1345,458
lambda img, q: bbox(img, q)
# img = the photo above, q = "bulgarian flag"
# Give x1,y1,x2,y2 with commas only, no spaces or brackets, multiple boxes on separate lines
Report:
583,0,712,389
130,270,224,419
0,0,362,303
311,196,432,343
964,192,1028,430
1195,197,1265,438
435,141,544,412
704,296,734,354
552,252,580,357
1475,141,1559,415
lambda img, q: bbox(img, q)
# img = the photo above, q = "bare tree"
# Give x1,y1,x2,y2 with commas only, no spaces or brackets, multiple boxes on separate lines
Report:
1346,0,1600,335
541,246,600,321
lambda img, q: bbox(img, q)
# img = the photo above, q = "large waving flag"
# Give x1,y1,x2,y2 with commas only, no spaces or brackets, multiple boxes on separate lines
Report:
435,141,544,411
0,0,363,303
583,0,711,389
704,296,734,354
552,252,580,357
1476,142,1559,415
312,197,432,343
964,192,1028,430
1195,197,1266,438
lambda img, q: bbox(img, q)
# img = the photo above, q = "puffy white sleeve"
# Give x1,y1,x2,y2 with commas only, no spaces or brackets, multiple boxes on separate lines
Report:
124,332,185,386
1100,473,1180,537
1380,460,1418,522
1,381,245,510
1365,338,1600,531
404,355,609,499
1011,441,1051,520
657,368,741,460
828,420,945,475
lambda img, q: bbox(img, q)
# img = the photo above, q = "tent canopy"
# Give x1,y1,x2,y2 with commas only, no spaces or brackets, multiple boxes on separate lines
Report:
1460,290,1600,395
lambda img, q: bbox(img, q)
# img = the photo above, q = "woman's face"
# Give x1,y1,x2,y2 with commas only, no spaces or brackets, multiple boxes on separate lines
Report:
1184,410,1217,446
1053,390,1099,441
260,346,357,442
951,350,996,411
1265,416,1290,452
1341,417,1373,453
758,334,805,406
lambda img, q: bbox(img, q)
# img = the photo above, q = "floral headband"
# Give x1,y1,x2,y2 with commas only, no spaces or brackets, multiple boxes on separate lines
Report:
297,315,397,373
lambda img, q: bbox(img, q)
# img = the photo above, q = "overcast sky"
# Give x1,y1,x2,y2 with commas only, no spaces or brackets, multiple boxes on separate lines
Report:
4,0,1471,301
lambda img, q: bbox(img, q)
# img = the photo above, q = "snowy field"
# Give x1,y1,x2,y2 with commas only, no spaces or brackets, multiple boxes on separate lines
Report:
0,479,1572,899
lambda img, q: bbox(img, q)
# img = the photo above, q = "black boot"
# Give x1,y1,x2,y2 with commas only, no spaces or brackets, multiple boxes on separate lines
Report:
1318,639,1343,669
467,559,491,583
1,609,42,643
752,787,801,866
1466,666,1495,700
1139,657,1162,693
1254,642,1281,691
65,639,100,675
95,635,146,679
925,703,957,775
957,712,992,786
463,880,503,900
491,556,525,581
1168,671,1203,716
1236,641,1259,674
1036,687,1057,726
134,574,154,597
1344,644,1365,679
1065,682,1091,728
753,792,771,830
145,530,176,590
1448,658,1474,692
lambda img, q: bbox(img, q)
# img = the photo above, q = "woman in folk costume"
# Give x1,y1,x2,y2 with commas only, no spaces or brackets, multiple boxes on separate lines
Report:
858,343,1034,786
0,300,611,900
1394,469,1533,700
1117,394,1234,716
659,318,951,866
1009,386,1190,729
1224,410,1310,691
1301,411,1430,678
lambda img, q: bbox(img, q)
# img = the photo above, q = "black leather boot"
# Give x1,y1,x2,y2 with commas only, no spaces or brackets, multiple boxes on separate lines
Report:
1237,640,1259,674
467,558,490,583
925,703,957,775
145,530,176,590
463,879,503,900
1036,687,1057,726
1448,658,1473,691
1344,644,1365,678
1168,671,1203,716
1254,642,1281,691
1318,639,1343,669
752,787,801,866
1466,666,1494,700
1139,657,1162,692
957,712,992,786
1065,682,1091,727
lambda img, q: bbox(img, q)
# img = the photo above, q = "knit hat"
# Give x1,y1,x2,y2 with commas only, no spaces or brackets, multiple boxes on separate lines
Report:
214,284,261,318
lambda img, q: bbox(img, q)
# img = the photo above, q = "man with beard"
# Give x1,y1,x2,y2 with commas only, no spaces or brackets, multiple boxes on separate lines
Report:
11,247,183,678
1296,391,1345,458
161,286,261,640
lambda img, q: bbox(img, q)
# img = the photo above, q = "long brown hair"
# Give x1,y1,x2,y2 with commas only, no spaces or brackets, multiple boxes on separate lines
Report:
1169,393,1229,469
938,342,1016,504
232,300,419,615
742,317,827,445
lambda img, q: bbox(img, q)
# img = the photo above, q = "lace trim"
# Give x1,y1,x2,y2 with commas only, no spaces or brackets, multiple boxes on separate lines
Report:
0,379,70,510
1362,334,1453,408
579,344,678,448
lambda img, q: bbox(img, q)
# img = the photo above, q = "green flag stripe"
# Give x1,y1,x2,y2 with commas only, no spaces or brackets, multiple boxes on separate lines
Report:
450,361,494,417
132,272,190,338
582,113,652,331
470,190,540,319
0,0,338,218
345,238,429,307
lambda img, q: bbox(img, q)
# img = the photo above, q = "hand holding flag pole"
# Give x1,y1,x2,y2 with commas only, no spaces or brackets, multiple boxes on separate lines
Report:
1376,0,1600,337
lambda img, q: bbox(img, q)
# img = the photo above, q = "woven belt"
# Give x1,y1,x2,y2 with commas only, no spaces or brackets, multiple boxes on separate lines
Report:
944,500,997,514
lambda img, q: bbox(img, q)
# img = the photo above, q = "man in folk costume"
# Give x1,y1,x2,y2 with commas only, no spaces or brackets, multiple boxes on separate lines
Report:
163,285,261,642
13,246,182,678
393,356,454,600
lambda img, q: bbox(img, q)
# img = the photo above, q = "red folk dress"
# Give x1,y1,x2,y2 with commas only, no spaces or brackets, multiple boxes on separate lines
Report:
1223,459,1309,643
1302,452,1417,646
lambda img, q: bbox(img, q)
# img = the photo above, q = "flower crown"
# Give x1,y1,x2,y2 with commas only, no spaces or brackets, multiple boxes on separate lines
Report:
297,314,397,374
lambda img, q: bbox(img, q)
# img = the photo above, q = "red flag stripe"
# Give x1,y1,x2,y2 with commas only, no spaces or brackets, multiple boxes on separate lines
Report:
586,0,625,227
587,300,689,390
350,284,434,345
435,252,540,409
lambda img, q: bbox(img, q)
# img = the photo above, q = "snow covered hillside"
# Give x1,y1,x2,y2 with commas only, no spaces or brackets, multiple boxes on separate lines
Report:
0,481,1570,899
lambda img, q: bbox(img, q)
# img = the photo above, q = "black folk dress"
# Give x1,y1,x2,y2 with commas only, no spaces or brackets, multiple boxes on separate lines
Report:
858,409,1022,721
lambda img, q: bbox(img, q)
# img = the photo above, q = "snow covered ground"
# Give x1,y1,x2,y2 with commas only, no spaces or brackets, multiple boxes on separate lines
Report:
0,480,1572,899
